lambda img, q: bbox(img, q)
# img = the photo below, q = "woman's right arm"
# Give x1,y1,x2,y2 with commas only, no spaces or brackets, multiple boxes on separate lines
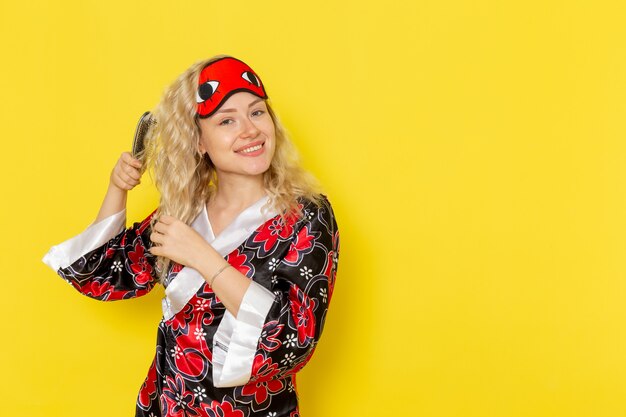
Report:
43,152,158,301
95,152,142,223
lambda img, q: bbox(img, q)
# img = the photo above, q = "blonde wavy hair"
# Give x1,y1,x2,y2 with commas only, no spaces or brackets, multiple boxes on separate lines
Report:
144,55,323,281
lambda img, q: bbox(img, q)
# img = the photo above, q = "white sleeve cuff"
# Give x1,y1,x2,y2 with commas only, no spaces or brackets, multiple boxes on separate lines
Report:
212,281,275,387
42,209,127,271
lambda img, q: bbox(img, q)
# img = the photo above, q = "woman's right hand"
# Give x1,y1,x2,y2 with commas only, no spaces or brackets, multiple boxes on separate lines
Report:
110,152,143,191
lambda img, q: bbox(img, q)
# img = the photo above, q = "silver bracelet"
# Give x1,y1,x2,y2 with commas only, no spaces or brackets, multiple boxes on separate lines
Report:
209,263,231,287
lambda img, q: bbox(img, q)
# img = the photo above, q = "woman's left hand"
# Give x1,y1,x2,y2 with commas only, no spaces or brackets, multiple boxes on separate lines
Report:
149,215,214,269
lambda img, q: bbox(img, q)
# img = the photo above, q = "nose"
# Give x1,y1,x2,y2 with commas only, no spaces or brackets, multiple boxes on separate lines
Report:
240,116,260,139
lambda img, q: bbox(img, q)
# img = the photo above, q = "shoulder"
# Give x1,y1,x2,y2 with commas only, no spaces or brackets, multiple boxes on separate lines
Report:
296,194,337,231
296,194,333,211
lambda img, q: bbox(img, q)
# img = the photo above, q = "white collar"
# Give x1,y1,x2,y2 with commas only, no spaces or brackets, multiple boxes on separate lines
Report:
161,195,278,320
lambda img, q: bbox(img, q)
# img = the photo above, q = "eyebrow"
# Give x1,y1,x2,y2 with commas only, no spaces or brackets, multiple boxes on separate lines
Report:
214,98,264,114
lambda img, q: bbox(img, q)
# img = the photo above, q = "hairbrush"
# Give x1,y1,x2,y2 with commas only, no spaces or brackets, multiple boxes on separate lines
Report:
132,111,156,161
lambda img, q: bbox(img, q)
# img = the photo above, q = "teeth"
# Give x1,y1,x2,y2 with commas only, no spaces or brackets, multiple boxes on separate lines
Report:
240,144,263,153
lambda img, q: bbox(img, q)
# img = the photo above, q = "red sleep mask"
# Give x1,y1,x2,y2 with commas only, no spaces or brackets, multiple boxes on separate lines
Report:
196,57,268,118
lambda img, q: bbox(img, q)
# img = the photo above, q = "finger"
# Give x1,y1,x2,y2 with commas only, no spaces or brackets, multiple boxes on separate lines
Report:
111,172,129,190
118,167,140,183
130,158,143,169
158,215,175,225
124,165,141,181
150,232,164,245
114,172,136,190
120,173,140,187
148,246,162,257
120,156,140,175
122,152,143,169
121,151,133,163
152,221,168,234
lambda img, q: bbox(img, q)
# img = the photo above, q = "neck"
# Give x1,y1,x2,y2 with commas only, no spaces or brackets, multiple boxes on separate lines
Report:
211,172,266,210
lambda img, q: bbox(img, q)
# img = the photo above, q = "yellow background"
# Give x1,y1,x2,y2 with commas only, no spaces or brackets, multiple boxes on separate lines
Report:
1,1,626,416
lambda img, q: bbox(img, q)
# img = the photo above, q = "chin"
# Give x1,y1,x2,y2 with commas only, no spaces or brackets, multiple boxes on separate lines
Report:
246,159,272,175
245,165,271,177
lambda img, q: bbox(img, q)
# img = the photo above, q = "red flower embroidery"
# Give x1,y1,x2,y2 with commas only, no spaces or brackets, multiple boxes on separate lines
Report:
227,249,252,276
203,397,245,417
105,247,116,259
284,225,316,266
128,239,153,285
77,278,151,300
173,346,209,380
80,281,113,298
241,354,285,406
290,286,316,345
137,357,158,409
252,217,295,254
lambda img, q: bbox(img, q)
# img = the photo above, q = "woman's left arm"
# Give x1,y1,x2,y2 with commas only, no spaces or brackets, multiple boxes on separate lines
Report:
149,215,253,316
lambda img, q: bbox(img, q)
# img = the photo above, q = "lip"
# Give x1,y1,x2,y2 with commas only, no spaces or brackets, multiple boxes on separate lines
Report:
235,140,265,153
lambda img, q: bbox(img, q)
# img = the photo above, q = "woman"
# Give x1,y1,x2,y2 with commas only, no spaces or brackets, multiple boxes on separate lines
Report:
43,55,339,417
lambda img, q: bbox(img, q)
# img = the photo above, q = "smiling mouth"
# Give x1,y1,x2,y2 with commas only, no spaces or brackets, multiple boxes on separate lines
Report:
236,142,265,154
